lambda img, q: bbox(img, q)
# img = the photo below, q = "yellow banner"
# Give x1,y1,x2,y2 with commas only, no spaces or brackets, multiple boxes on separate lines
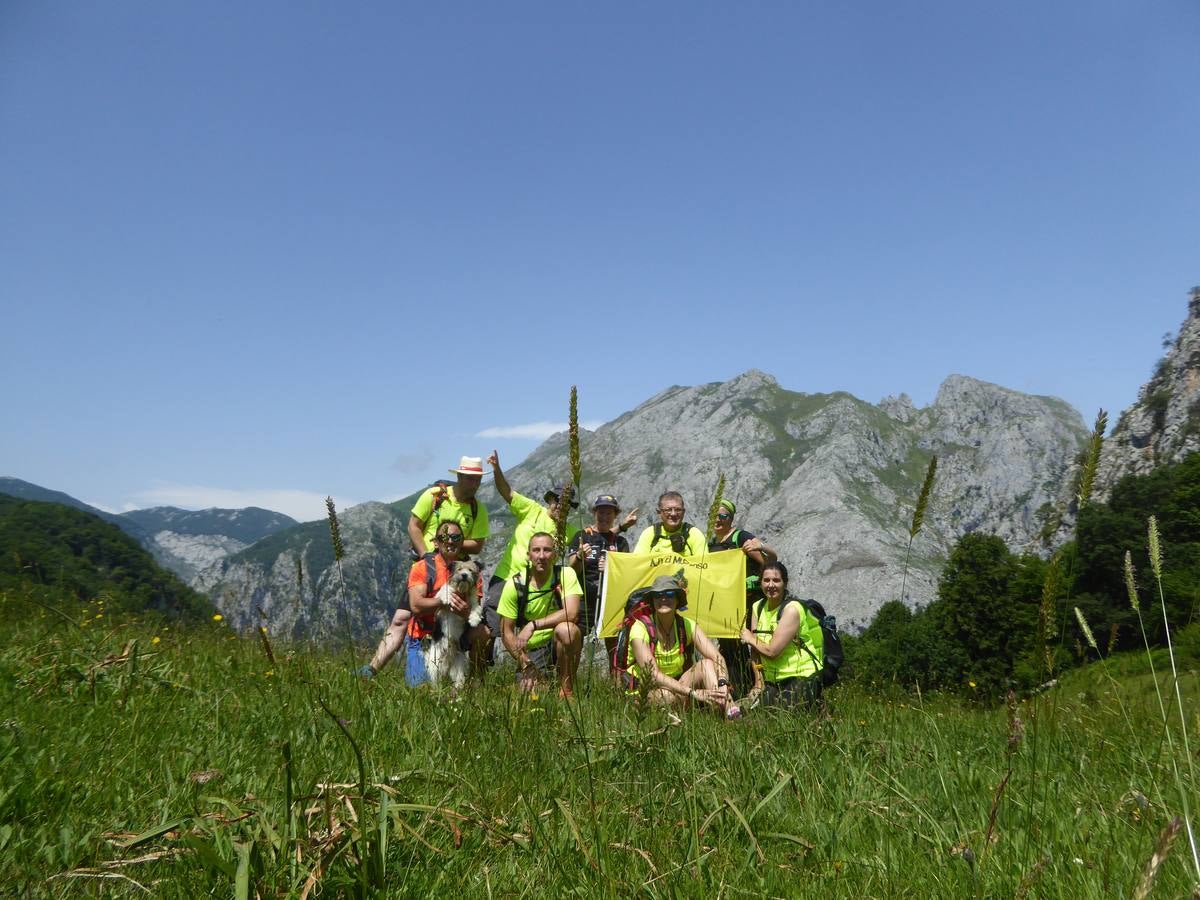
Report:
598,549,747,639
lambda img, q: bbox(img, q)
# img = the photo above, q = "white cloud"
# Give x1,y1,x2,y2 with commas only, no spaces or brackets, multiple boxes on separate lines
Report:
476,420,604,440
83,499,118,514
129,484,358,523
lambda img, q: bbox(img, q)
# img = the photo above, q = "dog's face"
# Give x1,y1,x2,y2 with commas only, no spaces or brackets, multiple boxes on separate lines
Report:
447,559,480,599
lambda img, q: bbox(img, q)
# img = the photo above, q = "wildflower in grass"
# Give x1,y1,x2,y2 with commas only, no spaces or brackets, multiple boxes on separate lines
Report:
969,680,976,688
1075,607,1098,651
325,496,345,561
1075,409,1107,510
705,472,726,541
1148,515,1162,580
1124,551,1140,611
212,613,223,622
568,385,581,488
151,636,161,645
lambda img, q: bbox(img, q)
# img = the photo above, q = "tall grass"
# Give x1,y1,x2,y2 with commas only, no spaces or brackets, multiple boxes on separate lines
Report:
2,585,1197,897
898,454,937,606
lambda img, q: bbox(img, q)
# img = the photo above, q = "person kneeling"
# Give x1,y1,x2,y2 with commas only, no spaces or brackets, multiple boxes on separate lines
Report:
739,561,823,708
623,575,732,715
498,532,584,698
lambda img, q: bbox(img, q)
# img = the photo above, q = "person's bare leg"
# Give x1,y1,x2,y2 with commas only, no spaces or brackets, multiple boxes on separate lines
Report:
367,608,410,672
554,622,582,696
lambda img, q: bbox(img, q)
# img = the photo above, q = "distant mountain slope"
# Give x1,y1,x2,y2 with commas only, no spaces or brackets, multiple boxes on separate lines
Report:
203,371,1087,637
0,496,212,619
119,506,299,581
0,476,147,540
0,478,299,583
120,506,297,543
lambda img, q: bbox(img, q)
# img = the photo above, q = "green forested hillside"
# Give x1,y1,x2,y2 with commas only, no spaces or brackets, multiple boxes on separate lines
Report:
0,496,212,619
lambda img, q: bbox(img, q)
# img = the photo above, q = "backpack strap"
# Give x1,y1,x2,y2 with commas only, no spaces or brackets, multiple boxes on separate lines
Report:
422,552,440,598
653,522,695,554
514,564,562,627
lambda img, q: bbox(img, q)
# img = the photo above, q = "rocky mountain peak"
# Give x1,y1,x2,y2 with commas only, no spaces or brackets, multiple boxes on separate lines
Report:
1097,288,1200,495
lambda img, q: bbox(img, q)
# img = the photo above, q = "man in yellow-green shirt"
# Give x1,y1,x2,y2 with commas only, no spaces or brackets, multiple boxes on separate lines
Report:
408,456,490,557
633,491,708,556
483,450,578,639
497,532,584,697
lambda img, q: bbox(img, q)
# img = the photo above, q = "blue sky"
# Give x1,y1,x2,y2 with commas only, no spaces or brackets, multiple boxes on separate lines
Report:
2,3,1197,522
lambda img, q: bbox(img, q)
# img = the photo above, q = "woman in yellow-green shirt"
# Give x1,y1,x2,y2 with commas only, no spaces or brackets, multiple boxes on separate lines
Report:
626,574,732,715
740,561,824,708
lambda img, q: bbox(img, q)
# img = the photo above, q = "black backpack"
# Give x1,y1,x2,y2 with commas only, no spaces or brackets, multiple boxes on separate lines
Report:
511,565,564,627
754,596,843,687
651,522,697,555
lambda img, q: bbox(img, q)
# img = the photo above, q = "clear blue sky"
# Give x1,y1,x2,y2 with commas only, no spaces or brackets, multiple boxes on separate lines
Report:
2,3,1197,522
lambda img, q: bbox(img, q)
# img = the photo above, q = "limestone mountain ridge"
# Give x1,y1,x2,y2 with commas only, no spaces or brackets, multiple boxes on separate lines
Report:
199,370,1087,637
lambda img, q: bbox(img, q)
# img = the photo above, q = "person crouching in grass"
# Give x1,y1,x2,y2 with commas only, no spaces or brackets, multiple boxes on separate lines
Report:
497,532,584,698
739,561,824,708
626,574,732,715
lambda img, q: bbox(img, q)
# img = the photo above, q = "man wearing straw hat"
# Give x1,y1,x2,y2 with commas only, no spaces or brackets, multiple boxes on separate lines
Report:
359,454,490,678
408,455,490,557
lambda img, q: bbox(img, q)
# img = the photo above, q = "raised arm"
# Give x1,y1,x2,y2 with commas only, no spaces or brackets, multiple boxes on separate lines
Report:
487,450,513,505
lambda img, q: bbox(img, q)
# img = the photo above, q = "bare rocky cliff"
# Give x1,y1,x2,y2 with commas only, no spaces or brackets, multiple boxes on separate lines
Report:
1096,289,1200,496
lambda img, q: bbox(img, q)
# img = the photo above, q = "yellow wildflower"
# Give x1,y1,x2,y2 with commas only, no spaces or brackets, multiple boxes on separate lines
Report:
212,614,223,622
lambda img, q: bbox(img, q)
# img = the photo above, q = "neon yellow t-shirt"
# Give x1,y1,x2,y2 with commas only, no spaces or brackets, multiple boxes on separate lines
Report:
633,523,708,556
493,492,579,581
410,484,489,551
755,598,822,683
496,565,583,650
628,616,696,683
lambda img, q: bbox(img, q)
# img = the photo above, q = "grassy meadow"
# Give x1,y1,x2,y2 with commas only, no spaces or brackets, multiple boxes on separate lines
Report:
2,588,1198,898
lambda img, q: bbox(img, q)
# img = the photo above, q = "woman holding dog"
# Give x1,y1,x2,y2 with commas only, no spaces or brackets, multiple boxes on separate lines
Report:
739,561,824,707
365,521,485,686
624,574,732,715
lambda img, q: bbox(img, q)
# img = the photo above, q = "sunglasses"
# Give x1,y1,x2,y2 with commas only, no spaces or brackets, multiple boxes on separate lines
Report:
716,511,732,520
658,507,684,515
438,533,464,544
651,590,685,602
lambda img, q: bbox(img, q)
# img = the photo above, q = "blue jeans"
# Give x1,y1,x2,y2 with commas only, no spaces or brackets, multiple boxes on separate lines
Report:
405,636,430,687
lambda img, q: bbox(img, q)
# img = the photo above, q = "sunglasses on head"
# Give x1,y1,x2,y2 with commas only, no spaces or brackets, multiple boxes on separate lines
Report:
438,532,464,544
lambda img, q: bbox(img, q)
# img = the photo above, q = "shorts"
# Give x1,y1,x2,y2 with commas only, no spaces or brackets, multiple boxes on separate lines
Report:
405,636,429,687
484,576,505,638
516,640,557,681
397,583,412,613
763,675,822,709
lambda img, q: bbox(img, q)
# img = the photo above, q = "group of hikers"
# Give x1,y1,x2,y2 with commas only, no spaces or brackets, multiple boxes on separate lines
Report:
360,454,835,713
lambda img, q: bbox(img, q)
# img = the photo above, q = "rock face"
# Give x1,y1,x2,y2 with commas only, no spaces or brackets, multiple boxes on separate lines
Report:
201,370,1087,637
1097,290,1200,496
196,501,409,639
486,371,1086,628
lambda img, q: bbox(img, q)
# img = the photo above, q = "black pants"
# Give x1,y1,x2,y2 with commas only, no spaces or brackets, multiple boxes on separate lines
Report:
763,675,822,709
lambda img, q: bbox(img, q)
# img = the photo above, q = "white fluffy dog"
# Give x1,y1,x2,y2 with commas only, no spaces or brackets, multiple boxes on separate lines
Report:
424,559,483,688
